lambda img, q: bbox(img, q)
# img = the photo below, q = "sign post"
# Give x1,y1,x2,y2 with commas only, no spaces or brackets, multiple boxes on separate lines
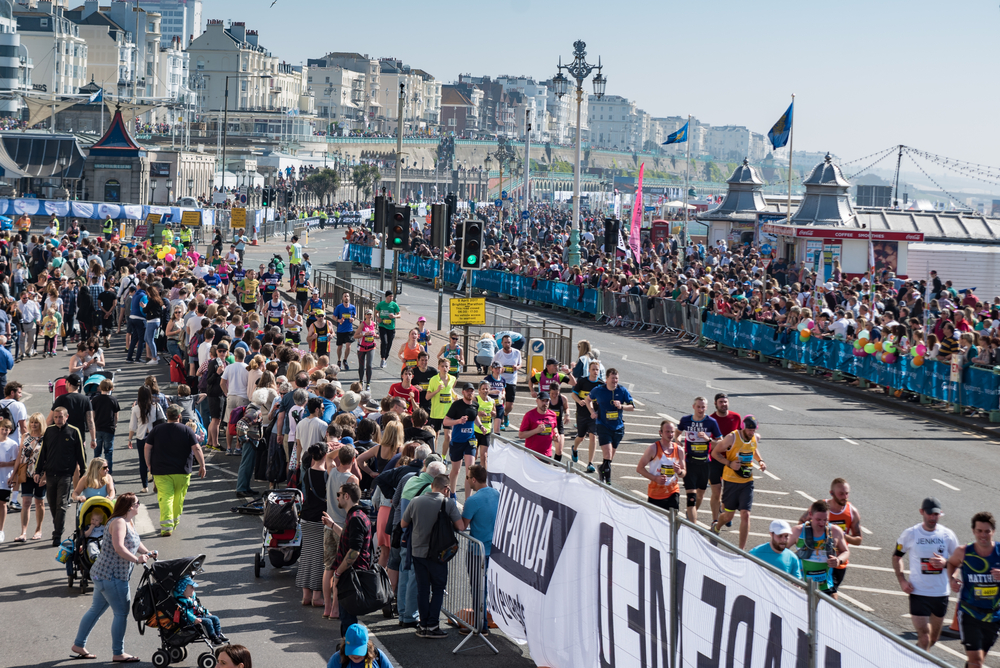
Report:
231,207,246,233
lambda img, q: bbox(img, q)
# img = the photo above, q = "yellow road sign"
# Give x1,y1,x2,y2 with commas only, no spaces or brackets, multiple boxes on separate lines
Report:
181,210,201,227
231,208,246,229
450,298,486,326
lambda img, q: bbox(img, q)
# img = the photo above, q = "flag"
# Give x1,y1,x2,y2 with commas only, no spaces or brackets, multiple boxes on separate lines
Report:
868,239,875,271
628,163,644,263
768,101,793,149
88,88,103,104
662,121,688,145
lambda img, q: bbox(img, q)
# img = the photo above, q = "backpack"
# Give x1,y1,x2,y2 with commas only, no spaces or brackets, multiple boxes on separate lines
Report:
0,399,14,425
227,404,248,435
426,499,459,564
187,331,203,358
236,405,261,441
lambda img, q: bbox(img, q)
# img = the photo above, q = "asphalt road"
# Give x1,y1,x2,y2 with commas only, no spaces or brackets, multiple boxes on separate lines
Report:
2,225,995,668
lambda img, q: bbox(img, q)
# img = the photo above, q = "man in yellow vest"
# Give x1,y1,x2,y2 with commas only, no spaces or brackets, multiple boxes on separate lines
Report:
286,234,302,290
179,225,192,245
162,224,174,248
102,215,115,240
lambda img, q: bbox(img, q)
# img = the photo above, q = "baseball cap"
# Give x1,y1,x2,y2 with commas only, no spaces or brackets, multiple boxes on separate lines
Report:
344,624,369,657
491,361,502,368
769,520,792,536
921,497,943,515
417,316,426,322
463,382,476,391
546,357,558,367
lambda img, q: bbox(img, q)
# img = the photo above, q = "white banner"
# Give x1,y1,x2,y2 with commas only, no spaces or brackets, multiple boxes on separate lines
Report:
816,600,942,668
486,441,942,668
677,525,809,668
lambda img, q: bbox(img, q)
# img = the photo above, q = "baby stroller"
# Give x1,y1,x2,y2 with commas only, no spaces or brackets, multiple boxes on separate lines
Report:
254,488,303,578
83,369,116,399
67,495,114,593
132,553,219,668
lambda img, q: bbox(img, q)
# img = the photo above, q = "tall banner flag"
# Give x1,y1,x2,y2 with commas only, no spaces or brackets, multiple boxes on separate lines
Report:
88,88,103,104
662,121,688,145
768,101,794,149
628,163,644,263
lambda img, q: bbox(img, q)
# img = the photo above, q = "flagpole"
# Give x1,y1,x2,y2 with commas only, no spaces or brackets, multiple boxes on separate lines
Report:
683,114,690,248
786,94,794,224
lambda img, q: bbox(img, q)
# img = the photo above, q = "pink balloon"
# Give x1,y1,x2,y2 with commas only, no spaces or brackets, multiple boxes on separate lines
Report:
165,254,175,262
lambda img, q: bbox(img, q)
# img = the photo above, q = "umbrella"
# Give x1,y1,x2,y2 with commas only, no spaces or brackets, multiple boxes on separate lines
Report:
665,201,697,209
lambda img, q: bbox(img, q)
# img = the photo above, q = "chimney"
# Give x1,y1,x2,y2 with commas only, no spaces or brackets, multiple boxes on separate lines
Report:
82,0,98,19
206,19,224,33
229,21,246,43
245,29,258,46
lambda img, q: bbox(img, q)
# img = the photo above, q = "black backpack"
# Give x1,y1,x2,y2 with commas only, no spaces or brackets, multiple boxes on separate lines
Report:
0,399,13,425
426,499,459,564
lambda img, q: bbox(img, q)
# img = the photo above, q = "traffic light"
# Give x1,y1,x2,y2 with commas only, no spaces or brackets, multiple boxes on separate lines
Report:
604,217,619,252
388,205,410,250
261,187,270,207
444,192,457,246
430,203,446,248
460,218,484,270
373,195,386,234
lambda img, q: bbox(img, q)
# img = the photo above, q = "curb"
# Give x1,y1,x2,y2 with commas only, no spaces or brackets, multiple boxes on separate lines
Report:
680,341,1000,441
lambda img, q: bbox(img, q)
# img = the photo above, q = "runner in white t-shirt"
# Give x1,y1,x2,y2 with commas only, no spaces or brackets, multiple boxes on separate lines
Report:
893,497,960,651
491,335,522,431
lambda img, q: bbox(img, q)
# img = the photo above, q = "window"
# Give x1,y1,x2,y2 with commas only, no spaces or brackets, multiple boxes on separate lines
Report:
146,62,153,76
448,118,456,126
104,179,121,203
40,18,48,27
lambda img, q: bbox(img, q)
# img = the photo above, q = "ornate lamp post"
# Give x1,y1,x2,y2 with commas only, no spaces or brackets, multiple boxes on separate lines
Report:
553,40,606,267
487,136,517,217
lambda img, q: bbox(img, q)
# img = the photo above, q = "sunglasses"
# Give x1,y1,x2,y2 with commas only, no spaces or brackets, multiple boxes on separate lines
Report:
101,466,109,470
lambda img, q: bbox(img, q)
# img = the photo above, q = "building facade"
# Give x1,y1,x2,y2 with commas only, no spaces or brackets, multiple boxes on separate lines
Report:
0,0,31,117
15,1,87,96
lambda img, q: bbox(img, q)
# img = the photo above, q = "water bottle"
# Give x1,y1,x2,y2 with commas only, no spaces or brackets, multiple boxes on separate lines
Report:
48,380,53,393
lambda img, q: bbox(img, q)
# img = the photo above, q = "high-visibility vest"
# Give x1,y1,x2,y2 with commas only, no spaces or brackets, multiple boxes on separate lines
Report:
51,218,59,233
179,228,191,242
102,218,114,234
162,229,174,246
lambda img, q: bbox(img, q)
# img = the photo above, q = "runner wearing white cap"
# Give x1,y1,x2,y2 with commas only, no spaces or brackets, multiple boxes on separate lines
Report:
748,520,803,579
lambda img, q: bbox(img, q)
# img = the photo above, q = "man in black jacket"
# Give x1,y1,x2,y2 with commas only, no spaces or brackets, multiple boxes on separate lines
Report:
34,407,86,546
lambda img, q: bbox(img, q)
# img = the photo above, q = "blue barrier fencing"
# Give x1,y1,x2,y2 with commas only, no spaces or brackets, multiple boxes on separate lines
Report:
702,314,1000,411
346,244,602,315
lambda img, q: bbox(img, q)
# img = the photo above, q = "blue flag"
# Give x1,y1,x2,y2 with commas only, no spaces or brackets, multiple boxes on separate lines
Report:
88,88,103,104
768,101,793,149
662,121,688,145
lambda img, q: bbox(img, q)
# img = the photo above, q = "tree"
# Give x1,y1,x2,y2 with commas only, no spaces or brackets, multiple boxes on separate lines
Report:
351,164,381,203
303,168,341,206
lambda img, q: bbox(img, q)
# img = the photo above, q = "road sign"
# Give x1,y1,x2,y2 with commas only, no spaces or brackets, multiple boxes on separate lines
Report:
449,297,486,325
181,211,201,227
239,194,247,204
531,340,544,354
231,208,246,229
501,190,508,199
133,223,149,238
528,338,545,379
760,243,773,256
644,206,656,212
144,213,161,228
521,210,529,220
494,199,502,207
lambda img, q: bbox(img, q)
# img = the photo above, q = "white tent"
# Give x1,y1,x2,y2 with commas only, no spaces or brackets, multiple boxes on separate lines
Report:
665,200,697,209
213,170,265,190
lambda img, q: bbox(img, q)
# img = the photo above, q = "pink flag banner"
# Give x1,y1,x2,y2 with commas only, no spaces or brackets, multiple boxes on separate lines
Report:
629,163,644,263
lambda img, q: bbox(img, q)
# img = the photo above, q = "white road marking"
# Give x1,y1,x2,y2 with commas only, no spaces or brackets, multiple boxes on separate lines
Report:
768,405,784,411
836,592,875,612
937,643,974,662
840,437,859,445
763,469,780,481
753,502,808,512
135,503,156,536
207,463,238,479
933,478,960,491
619,476,648,481
838,585,907,597
796,490,817,503
633,399,645,407
756,490,790,495
657,413,679,424
861,526,873,535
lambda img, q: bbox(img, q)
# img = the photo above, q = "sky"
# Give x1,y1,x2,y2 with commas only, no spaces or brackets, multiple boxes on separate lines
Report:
207,0,999,171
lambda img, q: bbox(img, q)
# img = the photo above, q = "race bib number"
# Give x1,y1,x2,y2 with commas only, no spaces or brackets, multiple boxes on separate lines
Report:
318,335,328,342
578,390,590,400
974,585,999,599
605,411,619,420
739,453,754,465
690,443,708,452
503,365,514,374
920,558,944,575
382,317,392,326
660,465,675,477
806,569,828,583
406,360,418,367
542,424,552,434
363,335,375,344
439,394,451,403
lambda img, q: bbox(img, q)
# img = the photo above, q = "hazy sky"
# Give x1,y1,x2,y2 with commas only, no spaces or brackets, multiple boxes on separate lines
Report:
208,0,998,169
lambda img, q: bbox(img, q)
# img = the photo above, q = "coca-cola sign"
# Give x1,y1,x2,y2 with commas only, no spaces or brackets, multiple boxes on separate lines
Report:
759,223,923,242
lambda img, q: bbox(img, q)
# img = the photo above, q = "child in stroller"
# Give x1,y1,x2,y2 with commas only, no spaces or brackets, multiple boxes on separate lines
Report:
67,495,115,592
83,508,107,564
174,576,229,646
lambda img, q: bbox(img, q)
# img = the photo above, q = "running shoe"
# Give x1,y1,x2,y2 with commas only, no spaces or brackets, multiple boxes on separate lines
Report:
710,521,721,535
586,463,596,474
343,360,350,371
572,450,579,463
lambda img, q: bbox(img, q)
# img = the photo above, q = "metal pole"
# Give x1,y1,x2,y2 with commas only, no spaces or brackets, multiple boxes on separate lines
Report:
786,94,795,225
807,579,818,668
221,76,229,198
437,206,445,331
524,108,531,233
683,114,690,248
568,86,583,267
669,508,679,668
391,82,404,297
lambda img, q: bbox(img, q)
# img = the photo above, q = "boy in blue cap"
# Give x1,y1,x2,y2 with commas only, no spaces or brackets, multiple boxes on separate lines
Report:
175,576,228,646
327,624,394,667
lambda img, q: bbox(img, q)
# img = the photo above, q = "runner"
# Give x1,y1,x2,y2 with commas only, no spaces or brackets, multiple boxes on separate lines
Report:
305,289,324,328
411,352,436,414
398,329,422,370
444,383,482,496
709,393,742,527
259,263,281,306
474,380,497,468
584,368,634,484
529,358,575,398
307,311,331,359
263,292,286,333
353,310,377,389
482,361,506,440
710,416,766,549
438,330,464,377
799,478,864,595
788,500,851,598
571,360,601,473
946,511,1000,668
333,292,356,371
636,421,686,510
388,367,420,414
545,383,569,462
894,497,960,650
492,334,522,431
677,397,722,524
415,316,432,352
286,234,303,290
239,267,260,313
375,290,400,369
426,358,456,455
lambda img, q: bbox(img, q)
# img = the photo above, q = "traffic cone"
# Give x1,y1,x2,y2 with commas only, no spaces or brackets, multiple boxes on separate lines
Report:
941,600,960,639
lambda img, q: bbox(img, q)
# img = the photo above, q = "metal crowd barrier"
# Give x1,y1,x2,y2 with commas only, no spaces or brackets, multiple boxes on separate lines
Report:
311,269,381,324
441,532,498,654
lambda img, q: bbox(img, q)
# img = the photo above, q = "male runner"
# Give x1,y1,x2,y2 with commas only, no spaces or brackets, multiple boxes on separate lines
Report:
259,264,281,306
375,290,400,369
636,421,685,511
307,311,331,359
546,383,570,462
894,497,960,650
333,292,356,371
482,361,507,438
799,478,863,595
584,368,634,484
443,383,483,496
572,360,601,473
710,416,765,549
530,358,575,398
412,352,436,414
710,393,742,526
788,500,850,597
676,397,722,524
947,511,1000,668
238,269,259,312
263,292,286,332
492,335,521,430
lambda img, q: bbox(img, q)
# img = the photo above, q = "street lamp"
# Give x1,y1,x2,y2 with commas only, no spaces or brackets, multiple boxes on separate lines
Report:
150,178,158,205
554,40,605,267
487,136,517,215
221,73,272,193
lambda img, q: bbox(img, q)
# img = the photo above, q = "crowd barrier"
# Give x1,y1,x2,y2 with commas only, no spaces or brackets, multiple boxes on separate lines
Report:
345,244,602,316
486,436,949,668
701,313,1000,412
441,532,498,655
602,293,703,339
311,269,381,323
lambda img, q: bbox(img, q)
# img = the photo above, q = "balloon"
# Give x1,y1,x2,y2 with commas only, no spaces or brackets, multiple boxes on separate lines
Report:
917,344,927,356
884,343,896,354
913,356,924,367
864,343,876,354
157,250,166,259
800,329,811,340
859,330,870,340
858,338,869,347
874,341,883,352
853,340,861,349
165,254,175,262
883,353,896,364
876,351,884,362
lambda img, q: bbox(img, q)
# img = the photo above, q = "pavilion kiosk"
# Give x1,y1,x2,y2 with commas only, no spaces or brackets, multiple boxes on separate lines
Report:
697,158,782,248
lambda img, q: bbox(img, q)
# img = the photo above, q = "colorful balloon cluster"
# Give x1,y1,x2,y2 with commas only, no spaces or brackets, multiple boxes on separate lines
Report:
155,242,184,264
797,320,814,342
910,343,927,368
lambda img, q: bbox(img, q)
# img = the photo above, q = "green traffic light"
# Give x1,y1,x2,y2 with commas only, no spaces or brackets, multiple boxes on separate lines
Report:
467,255,477,265
394,238,402,244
